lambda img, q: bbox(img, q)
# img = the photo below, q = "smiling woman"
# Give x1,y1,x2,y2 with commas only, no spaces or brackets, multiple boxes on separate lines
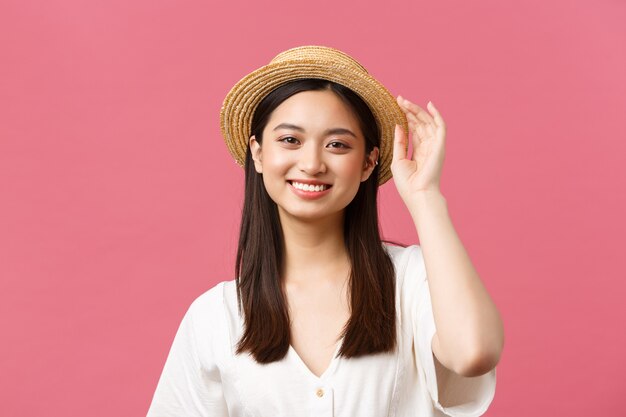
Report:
249,87,379,224
146,46,501,417
241,80,392,362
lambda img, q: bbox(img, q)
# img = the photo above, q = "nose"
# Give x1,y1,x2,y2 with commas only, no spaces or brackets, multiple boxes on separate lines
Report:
297,143,327,175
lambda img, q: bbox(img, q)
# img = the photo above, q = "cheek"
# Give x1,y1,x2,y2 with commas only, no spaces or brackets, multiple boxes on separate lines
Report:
262,149,291,173
332,158,366,203
337,156,365,182
260,153,289,195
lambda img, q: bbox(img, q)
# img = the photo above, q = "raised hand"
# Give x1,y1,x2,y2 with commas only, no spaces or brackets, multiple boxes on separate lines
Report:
391,96,447,203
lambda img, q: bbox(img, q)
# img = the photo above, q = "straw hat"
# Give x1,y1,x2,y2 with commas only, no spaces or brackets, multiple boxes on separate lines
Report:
219,45,408,185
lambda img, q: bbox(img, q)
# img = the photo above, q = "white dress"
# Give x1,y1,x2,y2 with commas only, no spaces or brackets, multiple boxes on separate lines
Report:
146,243,497,417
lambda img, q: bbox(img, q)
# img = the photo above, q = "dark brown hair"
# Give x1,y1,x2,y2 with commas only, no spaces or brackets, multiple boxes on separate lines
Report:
234,78,406,363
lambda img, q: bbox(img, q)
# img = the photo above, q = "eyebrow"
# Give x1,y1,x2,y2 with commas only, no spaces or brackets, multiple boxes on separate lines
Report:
272,123,357,139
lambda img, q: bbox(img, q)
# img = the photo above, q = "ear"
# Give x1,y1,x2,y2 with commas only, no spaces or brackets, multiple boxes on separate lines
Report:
361,146,380,182
249,135,263,174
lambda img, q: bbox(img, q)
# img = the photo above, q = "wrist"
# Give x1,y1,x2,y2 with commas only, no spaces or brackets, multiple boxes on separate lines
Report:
409,188,446,205
406,189,447,218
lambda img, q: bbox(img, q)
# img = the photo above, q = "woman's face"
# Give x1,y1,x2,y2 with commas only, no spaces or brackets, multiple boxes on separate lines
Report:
249,89,379,224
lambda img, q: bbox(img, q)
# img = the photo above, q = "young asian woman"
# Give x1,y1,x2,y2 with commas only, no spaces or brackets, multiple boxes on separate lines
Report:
147,47,503,417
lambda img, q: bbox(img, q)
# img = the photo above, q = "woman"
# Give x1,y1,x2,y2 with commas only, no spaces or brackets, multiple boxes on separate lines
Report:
147,45,504,417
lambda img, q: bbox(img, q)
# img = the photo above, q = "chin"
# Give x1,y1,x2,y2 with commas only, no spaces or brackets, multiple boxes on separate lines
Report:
279,207,343,223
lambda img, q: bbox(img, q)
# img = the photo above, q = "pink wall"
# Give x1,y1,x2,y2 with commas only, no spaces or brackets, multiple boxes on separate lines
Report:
1,0,624,415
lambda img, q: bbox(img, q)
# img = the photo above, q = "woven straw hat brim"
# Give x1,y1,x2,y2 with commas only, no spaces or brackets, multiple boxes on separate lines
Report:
220,53,408,185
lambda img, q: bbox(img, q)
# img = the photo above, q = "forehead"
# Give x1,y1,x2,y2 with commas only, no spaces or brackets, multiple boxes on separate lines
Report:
265,90,361,131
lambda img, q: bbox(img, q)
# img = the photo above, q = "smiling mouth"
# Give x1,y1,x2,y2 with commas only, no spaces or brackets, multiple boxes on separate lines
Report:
287,180,332,192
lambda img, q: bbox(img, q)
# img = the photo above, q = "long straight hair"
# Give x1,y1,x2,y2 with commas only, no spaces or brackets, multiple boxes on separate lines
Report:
234,78,405,363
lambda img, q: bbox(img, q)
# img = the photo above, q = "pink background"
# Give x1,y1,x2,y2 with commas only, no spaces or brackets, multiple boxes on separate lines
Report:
1,0,624,416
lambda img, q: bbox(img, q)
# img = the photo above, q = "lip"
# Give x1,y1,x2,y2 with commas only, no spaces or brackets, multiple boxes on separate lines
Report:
287,180,333,200
287,179,332,186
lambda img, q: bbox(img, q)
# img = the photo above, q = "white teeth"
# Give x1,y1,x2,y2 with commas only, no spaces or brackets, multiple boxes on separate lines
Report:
291,181,329,192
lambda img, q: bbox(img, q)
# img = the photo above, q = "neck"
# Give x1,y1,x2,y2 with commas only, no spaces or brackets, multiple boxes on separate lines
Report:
278,208,350,287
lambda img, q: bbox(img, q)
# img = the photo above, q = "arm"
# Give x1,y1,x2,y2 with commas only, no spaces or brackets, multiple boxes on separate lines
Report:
147,296,229,417
392,96,504,378
408,190,504,377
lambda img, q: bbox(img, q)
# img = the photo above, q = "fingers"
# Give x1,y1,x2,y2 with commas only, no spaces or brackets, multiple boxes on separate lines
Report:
403,109,420,130
397,95,435,125
397,96,447,133
427,101,446,130
399,102,426,144
392,124,407,163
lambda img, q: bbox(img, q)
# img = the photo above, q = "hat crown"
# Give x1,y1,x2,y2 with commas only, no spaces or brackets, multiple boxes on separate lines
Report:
269,45,369,74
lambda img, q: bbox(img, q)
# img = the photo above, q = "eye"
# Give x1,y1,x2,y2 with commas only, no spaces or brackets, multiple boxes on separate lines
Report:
328,141,349,149
278,136,300,145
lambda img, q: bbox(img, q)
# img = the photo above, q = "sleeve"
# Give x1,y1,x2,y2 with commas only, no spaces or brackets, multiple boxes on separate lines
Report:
408,245,497,417
146,297,229,417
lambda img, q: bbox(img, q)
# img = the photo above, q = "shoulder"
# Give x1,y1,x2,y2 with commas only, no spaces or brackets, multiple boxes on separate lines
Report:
181,280,239,357
185,280,236,325
382,242,424,274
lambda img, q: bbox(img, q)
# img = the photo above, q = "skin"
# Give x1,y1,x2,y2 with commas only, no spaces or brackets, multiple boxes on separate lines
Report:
249,90,378,288
249,89,505,379
249,90,378,377
393,96,504,377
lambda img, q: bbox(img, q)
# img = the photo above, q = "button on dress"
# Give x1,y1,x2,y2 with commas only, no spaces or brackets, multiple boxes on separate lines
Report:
147,243,497,417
